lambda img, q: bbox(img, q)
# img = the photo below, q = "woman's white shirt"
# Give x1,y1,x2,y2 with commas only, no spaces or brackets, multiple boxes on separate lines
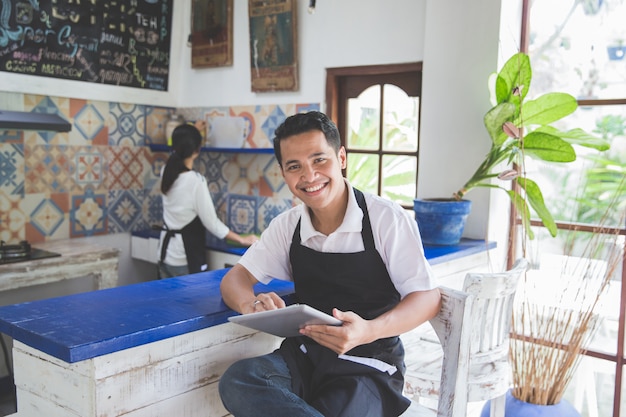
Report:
159,170,229,266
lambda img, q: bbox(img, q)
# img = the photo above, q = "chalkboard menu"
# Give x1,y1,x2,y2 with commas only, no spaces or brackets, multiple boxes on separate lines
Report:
0,0,173,91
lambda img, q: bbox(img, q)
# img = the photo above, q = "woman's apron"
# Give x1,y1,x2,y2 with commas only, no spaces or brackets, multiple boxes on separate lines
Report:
158,216,207,274
278,188,410,417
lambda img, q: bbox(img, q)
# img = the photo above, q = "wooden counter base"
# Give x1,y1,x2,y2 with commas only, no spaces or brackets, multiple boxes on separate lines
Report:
12,324,280,417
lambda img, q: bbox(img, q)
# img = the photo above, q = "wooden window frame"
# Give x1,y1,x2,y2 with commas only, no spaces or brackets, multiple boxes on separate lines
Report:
326,63,422,207
511,2,626,416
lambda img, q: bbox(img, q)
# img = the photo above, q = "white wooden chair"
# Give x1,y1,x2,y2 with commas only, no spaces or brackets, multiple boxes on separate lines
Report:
400,286,473,417
403,259,529,417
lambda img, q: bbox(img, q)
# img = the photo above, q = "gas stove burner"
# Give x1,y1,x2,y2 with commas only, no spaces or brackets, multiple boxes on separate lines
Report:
0,241,62,265
0,240,32,260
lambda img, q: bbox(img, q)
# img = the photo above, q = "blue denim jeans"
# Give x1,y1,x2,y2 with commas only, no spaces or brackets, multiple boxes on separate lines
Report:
157,262,189,279
219,352,324,417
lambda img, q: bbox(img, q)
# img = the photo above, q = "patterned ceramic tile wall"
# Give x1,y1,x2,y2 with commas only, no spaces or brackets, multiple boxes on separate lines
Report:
0,93,319,244
182,103,320,234
1,125,26,242
23,95,70,146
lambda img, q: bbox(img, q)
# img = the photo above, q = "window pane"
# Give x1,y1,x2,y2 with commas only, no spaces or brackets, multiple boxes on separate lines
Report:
529,0,626,99
381,155,417,205
561,356,615,417
524,105,626,227
512,225,623,358
511,222,623,413
347,85,380,150
347,153,379,195
382,84,419,152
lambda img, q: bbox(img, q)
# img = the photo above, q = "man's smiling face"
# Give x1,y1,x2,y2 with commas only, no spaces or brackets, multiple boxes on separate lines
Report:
280,130,347,213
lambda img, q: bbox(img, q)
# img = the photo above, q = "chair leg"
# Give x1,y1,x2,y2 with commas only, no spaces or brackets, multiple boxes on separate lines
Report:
490,393,506,417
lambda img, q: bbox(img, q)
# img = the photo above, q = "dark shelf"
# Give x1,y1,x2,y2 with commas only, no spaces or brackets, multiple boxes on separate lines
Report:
148,144,274,154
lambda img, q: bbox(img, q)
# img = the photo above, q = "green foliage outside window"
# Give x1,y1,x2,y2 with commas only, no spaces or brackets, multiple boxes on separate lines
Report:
346,109,418,206
576,114,626,225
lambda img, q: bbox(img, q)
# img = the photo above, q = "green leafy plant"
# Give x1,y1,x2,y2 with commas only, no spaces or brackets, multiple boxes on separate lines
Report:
453,52,610,238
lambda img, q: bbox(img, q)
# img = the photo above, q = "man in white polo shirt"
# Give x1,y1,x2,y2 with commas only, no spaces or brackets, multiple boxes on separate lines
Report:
219,111,440,417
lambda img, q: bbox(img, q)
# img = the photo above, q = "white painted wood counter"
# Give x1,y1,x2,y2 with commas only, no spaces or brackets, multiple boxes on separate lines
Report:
12,323,281,417
0,240,120,291
0,271,295,417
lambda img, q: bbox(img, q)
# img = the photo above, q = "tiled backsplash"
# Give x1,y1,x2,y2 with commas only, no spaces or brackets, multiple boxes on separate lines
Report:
0,92,319,243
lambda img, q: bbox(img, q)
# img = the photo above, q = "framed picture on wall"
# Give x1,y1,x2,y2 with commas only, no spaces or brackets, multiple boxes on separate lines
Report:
248,0,298,92
191,0,233,68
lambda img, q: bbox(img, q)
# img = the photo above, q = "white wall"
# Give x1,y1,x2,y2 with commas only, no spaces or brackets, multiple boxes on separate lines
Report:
176,0,427,107
416,0,524,269
418,0,504,249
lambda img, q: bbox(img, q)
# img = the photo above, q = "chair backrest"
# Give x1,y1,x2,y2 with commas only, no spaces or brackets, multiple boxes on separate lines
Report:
462,258,528,356
430,286,473,417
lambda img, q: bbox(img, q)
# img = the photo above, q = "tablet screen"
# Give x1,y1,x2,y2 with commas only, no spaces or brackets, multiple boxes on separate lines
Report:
228,304,342,337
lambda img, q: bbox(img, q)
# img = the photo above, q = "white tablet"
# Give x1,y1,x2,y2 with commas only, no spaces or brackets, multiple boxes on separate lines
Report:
228,304,342,338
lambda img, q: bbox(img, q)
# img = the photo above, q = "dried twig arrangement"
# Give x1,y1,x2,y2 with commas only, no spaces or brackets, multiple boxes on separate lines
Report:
510,182,626,405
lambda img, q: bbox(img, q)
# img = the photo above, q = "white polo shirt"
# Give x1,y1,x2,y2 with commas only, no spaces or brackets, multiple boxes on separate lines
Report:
239,181,436,298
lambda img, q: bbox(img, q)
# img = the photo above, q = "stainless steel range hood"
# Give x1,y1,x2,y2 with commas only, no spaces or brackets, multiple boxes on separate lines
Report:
0,110,72,132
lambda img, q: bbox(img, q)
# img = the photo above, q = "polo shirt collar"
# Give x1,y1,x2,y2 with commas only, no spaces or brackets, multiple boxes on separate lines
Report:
299,180,364,243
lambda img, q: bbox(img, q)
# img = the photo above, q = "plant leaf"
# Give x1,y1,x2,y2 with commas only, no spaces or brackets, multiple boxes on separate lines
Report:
533,125,611,151
497,52,531,104
484,102,516,146
516,177,558,237
523,131,576,162
559,127,610,151
507,189,534,240
521,92,577,125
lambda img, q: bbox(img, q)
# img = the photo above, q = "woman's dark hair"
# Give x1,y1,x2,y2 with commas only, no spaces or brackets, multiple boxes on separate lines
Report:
273,111,341,167
161,124,203,194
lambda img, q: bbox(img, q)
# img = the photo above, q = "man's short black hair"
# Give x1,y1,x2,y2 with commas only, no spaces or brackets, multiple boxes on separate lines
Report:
273,111,341,167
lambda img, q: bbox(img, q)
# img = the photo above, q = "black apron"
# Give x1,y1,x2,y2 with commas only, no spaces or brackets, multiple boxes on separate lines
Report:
158,216,207,274
278,188,410,417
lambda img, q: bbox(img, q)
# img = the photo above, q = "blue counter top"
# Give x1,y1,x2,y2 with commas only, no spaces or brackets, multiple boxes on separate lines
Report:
0,269,296,363
0,238,494,363
424,238,496,265
133,228,495,260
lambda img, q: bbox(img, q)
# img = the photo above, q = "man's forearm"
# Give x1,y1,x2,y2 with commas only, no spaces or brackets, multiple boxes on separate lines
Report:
369,289,441,339
220,264,258,313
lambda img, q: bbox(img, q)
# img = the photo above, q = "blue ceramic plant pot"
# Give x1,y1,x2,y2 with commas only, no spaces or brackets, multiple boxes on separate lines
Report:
607,45,626,61
480,390,581,417
413,198,471,246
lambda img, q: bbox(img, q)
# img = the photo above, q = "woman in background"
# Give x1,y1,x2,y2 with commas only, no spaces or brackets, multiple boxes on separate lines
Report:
158,121,258,278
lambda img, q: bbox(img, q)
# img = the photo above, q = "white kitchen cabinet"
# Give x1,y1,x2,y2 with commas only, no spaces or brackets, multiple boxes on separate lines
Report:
130,235,160,264
131,235,242,271
207,250,242,270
